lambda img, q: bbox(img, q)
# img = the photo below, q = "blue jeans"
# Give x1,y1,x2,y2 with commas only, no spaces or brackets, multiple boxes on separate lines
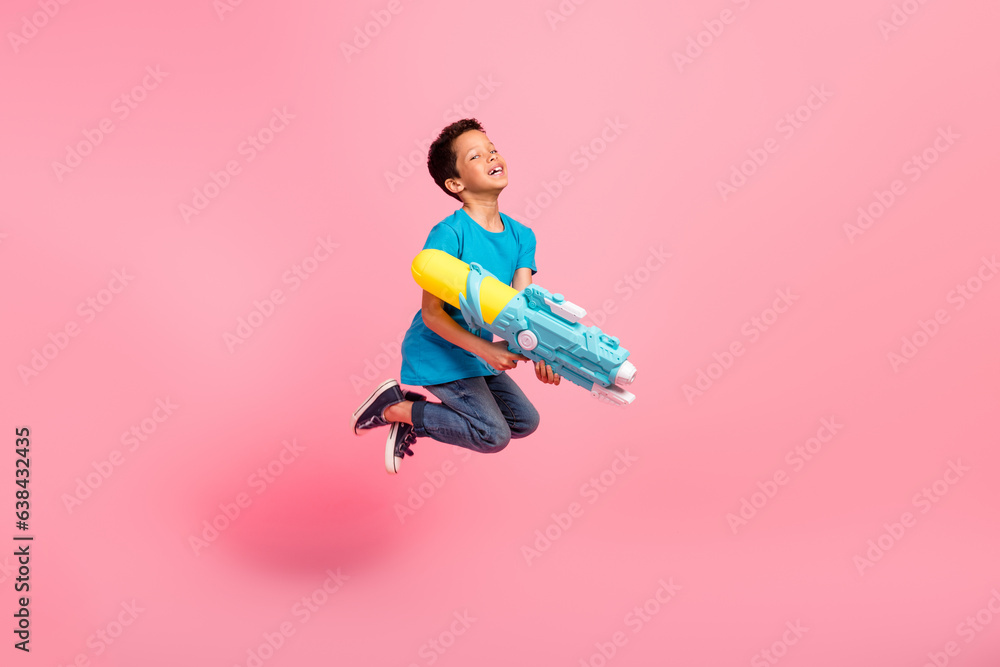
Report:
410,372,540,453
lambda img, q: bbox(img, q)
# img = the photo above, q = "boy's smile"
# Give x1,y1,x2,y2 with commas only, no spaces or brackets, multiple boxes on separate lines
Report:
446,129,508,198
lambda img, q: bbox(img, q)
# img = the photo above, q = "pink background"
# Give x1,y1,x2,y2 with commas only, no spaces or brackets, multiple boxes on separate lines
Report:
3,0,999,665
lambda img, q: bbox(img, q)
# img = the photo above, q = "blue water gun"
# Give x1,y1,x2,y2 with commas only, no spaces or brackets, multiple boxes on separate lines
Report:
412,249,637,406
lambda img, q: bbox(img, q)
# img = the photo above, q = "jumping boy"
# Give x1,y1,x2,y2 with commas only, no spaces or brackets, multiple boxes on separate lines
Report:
351,118,561,474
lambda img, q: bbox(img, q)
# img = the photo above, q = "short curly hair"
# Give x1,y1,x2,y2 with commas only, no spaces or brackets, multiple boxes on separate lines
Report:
427,118,485,201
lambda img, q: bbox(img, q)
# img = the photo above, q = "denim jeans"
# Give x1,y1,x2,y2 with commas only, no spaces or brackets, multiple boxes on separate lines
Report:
410,372,540,453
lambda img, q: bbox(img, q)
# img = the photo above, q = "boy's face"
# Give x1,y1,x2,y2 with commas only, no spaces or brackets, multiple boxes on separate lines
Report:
446,130,507,200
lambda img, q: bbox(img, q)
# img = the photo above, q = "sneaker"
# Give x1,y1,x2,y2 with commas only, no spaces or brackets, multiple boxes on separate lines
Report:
351,379,427,435
385,422,417,474
351,379,402,435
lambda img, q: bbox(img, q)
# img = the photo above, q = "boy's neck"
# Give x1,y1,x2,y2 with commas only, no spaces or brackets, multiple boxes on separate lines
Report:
462,197,503,231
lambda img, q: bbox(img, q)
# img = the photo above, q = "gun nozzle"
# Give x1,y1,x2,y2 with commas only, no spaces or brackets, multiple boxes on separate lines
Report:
614,360,637,387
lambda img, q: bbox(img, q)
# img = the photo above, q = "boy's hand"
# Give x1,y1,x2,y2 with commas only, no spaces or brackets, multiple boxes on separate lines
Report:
482,340,529,371
534,360,561,385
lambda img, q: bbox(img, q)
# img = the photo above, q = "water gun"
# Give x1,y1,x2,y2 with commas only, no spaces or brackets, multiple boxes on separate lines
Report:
411,249,637,406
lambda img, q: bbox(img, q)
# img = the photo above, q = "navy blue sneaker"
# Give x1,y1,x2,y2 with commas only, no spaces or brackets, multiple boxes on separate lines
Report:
351,379,426,435
386,422,418,474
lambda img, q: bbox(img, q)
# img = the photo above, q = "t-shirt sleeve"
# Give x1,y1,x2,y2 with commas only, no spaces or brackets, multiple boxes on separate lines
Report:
422,222,461,257
516,225,537,276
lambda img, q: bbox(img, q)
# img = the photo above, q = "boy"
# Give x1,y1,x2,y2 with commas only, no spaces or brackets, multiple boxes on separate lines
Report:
351,118,561,474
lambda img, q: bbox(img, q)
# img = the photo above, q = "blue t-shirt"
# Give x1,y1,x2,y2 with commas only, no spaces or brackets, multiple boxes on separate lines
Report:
400,207,537,386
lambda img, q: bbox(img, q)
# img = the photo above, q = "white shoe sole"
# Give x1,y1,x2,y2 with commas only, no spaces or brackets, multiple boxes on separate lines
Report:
385,423,404,474
350,378,399,436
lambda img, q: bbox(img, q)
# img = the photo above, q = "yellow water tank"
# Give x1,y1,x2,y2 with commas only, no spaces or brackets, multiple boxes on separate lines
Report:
410,249,519,325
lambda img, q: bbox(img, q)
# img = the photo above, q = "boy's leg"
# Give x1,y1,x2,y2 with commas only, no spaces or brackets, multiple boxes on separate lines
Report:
484,371,541,439
382,400,413,424
410,376,513,453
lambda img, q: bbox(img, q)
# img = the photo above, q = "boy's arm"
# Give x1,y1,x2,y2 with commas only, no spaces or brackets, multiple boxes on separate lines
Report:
421,290,488,355
421,290,527,371
511,267,533,291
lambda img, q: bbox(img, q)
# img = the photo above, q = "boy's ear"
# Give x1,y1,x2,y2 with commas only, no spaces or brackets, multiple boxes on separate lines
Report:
445,177,464,196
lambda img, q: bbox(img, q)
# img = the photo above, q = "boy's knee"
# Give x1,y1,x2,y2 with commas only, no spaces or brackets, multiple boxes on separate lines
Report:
512,406,540,439
475,422,511,453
